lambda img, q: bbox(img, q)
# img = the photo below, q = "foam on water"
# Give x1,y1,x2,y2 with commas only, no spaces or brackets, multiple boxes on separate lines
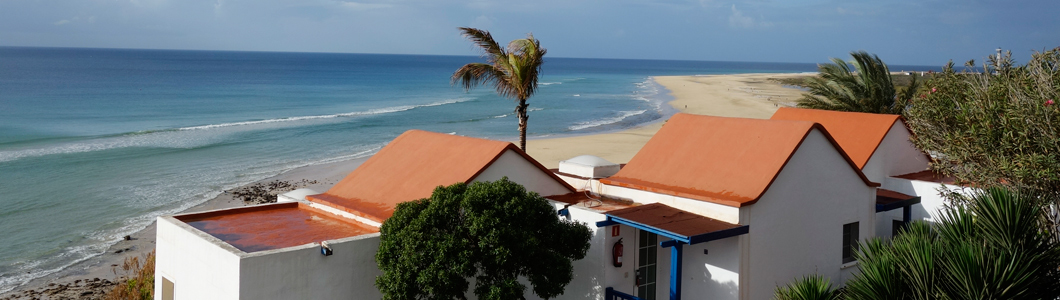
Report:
568,110,648,131
178,97,473,131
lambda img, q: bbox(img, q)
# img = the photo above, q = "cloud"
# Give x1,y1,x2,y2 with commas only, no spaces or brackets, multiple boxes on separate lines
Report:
728,4,771,29
54,19,71,26
470,15,494,29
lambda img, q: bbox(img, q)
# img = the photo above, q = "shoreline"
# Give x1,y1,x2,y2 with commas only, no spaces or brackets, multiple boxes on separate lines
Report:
0,72,810,298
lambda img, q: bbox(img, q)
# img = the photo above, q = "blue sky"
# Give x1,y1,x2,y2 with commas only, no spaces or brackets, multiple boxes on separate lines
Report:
1,0,1056,66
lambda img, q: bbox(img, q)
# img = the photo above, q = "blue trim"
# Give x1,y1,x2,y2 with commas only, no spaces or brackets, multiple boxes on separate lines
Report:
875,196,921,212
604,287,644,300
600,216,750,247
601,215,691,243
558,208,570,216
670,243,683,300
688,225,750,245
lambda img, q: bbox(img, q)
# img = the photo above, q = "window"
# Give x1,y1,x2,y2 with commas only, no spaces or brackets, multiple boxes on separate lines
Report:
636,230,657,300
162,277,174,300
892,220,905,237
842,222,859,264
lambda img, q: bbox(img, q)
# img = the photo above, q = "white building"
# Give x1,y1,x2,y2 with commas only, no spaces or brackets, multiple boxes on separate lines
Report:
770,107,968,238
155,112,951,300
154,130,575,300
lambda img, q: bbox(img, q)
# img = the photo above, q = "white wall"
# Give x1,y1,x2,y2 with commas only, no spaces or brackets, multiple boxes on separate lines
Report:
474,149,572,197
740,129,877,300
883,177,974,222
155,217,243,300
648,236,741,300
860,122,930,184
540,203,618,300
155,215,383,300
237,234,382,300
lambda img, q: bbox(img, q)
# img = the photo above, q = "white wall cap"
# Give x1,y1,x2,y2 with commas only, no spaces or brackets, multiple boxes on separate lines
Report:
276,188,321,203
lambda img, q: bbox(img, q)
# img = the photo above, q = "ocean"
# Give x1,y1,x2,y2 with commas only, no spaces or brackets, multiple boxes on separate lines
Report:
0,46,925,292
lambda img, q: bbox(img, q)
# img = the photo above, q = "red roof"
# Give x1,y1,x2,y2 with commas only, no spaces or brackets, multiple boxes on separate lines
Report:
177,203,377,253
770,107,904,169
607,203,740,237
307,130,573,223
600,113,877,207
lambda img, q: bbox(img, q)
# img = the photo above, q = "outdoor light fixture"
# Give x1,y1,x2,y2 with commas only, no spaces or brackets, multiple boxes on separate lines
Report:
703,249,709,255
320,241,333,256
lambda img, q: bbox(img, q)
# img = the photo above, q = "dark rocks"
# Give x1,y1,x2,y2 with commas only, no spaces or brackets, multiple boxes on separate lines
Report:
229,179,319,205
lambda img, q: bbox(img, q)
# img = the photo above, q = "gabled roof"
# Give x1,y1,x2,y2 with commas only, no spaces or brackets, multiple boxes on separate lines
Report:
600,113,877,207
769,107,904,169
306,130,574,222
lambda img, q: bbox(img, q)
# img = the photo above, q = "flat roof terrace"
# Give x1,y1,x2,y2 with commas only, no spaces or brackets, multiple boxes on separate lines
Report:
176,202,378,253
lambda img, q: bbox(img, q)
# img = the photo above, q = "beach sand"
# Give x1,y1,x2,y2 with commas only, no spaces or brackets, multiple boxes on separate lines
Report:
1,72,809,299
526,73,808,168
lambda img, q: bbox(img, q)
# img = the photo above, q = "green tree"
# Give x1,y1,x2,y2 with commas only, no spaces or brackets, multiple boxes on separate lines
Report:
797,51,919,115
842,188,1060,300
452,27,546,152
905,47,1060,236
375,178,592,300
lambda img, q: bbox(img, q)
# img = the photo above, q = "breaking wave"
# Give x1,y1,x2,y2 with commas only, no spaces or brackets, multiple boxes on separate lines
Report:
569,110,647,131
0,98,471,163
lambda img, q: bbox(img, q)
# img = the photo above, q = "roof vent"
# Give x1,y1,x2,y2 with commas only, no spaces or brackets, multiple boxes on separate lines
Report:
559,155,620,179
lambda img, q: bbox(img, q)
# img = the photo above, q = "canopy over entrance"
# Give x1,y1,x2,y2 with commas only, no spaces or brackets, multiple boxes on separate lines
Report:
596,203,748,300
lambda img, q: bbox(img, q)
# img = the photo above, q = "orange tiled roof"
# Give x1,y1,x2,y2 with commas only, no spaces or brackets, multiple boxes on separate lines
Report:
770,107,904,169
307,130,573,223
600,113,877,207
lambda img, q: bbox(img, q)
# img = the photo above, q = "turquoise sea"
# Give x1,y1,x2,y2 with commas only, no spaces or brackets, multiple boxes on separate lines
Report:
0,47,935,291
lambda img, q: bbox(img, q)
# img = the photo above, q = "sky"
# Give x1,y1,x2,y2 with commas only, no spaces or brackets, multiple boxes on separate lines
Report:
0,0,1056,66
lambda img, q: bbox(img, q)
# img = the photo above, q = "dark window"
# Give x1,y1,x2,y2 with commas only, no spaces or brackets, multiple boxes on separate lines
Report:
892,220,905,237
842,222,859,263
636,230,657,300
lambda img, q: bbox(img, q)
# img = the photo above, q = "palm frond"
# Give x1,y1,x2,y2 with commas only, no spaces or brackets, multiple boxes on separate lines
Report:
458,27,512,72
796,51,908,115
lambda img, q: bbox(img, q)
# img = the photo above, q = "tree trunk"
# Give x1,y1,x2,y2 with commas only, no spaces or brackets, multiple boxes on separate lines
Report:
516,98,529,152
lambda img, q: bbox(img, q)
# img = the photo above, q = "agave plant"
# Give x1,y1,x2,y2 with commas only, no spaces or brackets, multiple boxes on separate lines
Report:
797,51,919,115
774,274,840,300
842,187,1060,300
452,27,546,152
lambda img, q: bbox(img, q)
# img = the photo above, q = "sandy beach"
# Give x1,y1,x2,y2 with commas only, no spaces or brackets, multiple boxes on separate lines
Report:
1,72,809,299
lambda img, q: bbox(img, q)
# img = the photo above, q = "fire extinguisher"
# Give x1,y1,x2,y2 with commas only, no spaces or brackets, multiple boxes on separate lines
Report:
612,238,623,267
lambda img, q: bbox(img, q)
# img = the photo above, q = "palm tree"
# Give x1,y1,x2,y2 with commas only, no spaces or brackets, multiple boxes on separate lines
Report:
452,27,546,152
797,51,919,115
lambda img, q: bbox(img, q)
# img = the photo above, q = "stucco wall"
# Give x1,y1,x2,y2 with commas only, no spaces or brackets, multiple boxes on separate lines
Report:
540,203,615,300
741,129,877,300
860,122,930,184
155,217,243,300
237,234,382,300
646,236,741,300
883,177,973,222
474,149,572,197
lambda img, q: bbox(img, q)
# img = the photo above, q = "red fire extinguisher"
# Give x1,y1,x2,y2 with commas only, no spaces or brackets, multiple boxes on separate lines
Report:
612,238,624,267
